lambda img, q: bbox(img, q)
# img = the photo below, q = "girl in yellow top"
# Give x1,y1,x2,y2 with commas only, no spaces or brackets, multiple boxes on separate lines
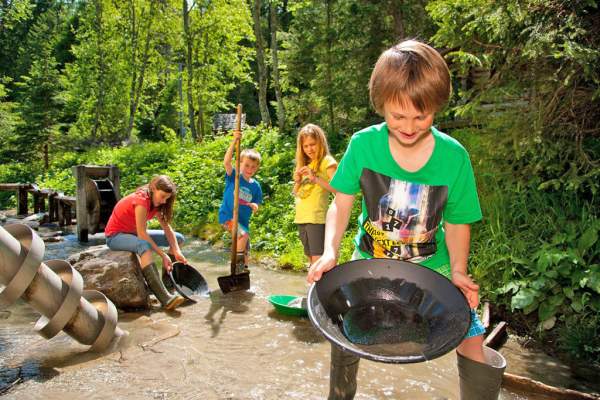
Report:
293,124,338,265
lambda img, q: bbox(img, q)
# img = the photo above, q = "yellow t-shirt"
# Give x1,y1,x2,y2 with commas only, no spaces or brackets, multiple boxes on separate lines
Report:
294,154,337,224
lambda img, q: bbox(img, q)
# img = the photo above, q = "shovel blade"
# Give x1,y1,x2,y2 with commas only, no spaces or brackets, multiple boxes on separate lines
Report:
218,271,250,294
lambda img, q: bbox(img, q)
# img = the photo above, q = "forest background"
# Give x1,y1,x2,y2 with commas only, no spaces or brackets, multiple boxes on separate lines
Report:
0,0,598,372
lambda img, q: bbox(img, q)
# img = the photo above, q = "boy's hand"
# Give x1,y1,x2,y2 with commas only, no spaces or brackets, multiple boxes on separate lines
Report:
307,252,337,283
232,129,241,142
451,270,479,308
248,202,259,213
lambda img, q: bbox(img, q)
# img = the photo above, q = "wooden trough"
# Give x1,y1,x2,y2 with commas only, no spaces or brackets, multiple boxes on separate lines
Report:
0,184,76,227
0,165,119,242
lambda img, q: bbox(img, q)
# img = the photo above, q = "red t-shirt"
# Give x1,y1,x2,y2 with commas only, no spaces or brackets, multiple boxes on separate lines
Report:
104,190,158,237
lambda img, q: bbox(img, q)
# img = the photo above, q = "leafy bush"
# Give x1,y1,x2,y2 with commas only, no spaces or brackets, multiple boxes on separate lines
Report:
455,127,600,364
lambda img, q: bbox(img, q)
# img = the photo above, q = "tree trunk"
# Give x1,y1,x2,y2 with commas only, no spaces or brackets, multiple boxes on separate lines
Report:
92,0,106,143
251,0,271,126
389,0,405,40
325,0,335,134
270,0,285,132
196,29,209,141
182,0,197,140
43,142,49,170
126,1,154,142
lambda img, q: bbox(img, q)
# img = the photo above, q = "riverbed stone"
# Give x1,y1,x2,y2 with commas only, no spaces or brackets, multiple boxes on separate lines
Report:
67,245,150,309
2,218,39,230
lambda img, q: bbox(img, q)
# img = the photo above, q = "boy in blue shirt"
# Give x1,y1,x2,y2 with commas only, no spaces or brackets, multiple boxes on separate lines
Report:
307,40,505,400
219,129,263,271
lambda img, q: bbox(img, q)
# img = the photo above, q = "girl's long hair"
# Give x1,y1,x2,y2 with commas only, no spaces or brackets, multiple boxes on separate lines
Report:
139,175,177,223
295,124,330,173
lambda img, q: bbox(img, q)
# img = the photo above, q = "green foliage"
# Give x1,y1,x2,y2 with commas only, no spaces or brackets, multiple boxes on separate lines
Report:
0,162,39,208
456,127,599,364
0,79,23,161
283,0,433,136
13,7,65,164
428,0,600,196
558,313,600,366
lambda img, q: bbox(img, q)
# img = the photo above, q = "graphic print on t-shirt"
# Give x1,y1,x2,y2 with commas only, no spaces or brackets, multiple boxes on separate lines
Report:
359,168,448,262
240,186,253,204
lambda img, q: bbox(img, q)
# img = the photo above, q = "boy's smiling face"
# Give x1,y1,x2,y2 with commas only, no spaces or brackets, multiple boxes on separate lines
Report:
240,157,260,180
383,100,434,148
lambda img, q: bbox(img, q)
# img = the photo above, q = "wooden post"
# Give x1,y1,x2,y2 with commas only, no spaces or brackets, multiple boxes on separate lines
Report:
108,165,121,200
73,165,89,242
17,185,28,216
57,200,65,226
65,204,73,226
48,192,59,223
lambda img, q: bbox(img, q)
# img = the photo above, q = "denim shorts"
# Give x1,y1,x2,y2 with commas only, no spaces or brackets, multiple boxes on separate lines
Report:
106,230,185,256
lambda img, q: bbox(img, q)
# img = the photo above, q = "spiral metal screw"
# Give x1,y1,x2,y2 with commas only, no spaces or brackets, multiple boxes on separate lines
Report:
0,223,124,351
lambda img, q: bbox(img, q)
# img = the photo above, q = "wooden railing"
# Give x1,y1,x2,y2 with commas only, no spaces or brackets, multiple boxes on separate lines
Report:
0,183,76,226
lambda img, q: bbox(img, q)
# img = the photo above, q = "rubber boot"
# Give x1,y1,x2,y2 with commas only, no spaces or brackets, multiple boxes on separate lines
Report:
141,263,185,310
457,346,506,400
328,344,360,400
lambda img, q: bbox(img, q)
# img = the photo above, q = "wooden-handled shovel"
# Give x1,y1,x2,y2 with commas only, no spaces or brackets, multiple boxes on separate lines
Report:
218,104,250,294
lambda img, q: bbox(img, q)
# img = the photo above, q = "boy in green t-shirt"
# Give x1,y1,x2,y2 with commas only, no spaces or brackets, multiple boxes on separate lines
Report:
307,40,505,399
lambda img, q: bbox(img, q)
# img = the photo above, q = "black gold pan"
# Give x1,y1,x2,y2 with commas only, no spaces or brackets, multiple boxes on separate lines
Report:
307,258,471,364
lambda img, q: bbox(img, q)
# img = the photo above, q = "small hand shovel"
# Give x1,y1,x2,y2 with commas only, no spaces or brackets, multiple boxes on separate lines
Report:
218,104,250,294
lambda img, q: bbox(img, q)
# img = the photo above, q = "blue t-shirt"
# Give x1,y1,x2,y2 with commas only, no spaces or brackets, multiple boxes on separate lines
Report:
218,168,263,230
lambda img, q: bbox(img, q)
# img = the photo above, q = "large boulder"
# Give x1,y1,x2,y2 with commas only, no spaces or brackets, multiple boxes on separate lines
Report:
67,245,150,309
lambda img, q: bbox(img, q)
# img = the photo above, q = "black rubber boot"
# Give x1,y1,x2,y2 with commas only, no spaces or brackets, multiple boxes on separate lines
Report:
328,344,360,400
141,263,185,310
457,346,506,400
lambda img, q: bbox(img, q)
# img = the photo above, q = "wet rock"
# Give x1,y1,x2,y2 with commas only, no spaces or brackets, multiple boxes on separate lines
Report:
67,245,150,310
23,212,46,222
0,213,6,222
2,219,39,230
39,230,63,238
42,236,63,243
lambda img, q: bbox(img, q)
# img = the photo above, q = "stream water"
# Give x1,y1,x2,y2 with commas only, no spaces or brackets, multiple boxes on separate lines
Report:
0,226,597,399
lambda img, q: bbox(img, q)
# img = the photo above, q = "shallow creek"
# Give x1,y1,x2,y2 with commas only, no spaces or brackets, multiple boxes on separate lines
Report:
0,231,595,399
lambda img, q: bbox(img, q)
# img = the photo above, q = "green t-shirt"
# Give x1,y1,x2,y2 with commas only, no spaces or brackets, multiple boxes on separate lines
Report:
331,122,482,270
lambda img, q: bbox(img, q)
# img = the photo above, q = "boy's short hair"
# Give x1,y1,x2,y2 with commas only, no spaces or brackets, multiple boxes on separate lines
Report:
240,148,262,164
369,39,451,115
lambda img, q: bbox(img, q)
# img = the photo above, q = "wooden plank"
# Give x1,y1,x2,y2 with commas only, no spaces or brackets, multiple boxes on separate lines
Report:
77,165,111,178
56,195,76,205
503,372,599,400
483,321,508,350
0,183,29,190
481,302,491,329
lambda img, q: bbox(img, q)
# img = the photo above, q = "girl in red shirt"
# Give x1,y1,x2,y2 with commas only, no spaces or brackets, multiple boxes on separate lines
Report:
105,175,186,310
